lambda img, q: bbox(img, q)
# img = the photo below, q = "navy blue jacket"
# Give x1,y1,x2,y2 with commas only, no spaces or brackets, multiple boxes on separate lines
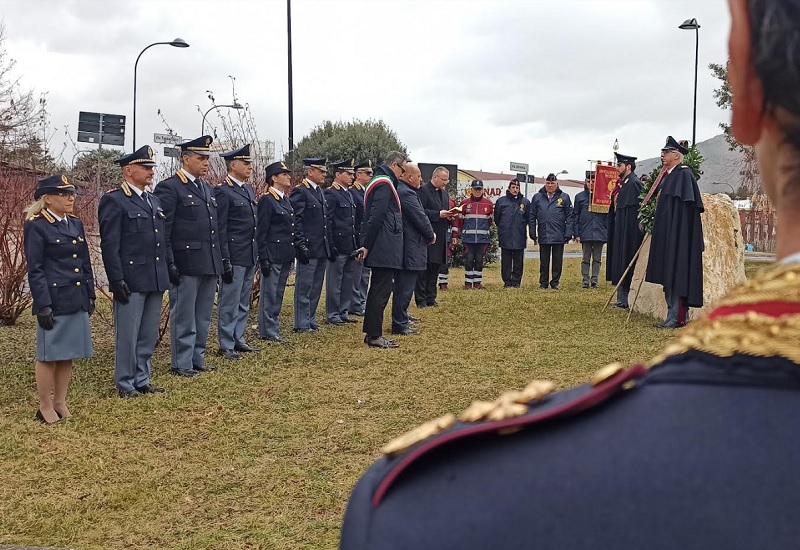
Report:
24,211,95,315
494,191,531,250
361,165,403,270
289,179,332,260
213,176,257,267
256,188,299,265
153,171,223,276
98,183,170,293
325,183,358,256
529,186,574,244
397,180,434,271
572,186,608,242
350,183,366,248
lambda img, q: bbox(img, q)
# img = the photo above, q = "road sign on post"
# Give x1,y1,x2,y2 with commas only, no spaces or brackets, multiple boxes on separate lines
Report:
154,133,184,145
510,161,529,173
163,146,180,158
77,111,126,147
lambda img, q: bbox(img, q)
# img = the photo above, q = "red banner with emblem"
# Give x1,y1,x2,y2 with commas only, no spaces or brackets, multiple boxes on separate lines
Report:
590,162,617,213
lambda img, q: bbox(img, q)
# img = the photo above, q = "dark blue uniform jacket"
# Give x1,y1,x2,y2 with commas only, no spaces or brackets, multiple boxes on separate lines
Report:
325,183,358,256
153,171,223,276
290,180,332,260
361,165,403,270
213,176,258,267
529,186,574,244
494,191,531,250
98,184,170,293
24,212,95,315
573,186,608,242
256,188,299,265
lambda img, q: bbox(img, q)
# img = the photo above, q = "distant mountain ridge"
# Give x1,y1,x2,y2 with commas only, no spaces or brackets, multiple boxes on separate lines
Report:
635,134,745,193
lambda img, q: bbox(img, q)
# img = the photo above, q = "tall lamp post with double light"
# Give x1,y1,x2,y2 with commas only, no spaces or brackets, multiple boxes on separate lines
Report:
201,102,244,135
679,18,701,147
133,38,190,149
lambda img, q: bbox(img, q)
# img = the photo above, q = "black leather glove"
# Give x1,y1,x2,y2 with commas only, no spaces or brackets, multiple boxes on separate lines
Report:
260,261,271,278
37,307,54,330
328,246,339,262
88,299,96,316
110,280,131,304
296,244,310,265
168,262,181,286
222,258,234,284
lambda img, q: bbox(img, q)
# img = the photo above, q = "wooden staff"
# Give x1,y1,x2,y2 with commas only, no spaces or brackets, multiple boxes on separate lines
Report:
603,233,651,310
626,264,649,323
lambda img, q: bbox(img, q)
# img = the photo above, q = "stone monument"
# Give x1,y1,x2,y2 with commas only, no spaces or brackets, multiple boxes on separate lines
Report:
629,193,746,321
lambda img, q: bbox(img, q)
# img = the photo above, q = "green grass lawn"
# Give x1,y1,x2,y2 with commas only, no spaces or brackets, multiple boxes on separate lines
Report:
0,258,757,549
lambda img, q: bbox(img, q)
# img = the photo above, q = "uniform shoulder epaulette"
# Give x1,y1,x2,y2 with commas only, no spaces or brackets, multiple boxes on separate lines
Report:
303,180,311,189
647,262,800,367
371,364,646,507
680,165,690,169
176,170,188,184
41,209,55,223
268,188,281,201
120,181,133,196
225,176,234,187
106,187,122,194
331,183,341,191
67,213,78,218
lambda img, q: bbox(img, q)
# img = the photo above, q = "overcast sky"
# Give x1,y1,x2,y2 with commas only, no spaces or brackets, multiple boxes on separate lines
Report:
3,0,730,178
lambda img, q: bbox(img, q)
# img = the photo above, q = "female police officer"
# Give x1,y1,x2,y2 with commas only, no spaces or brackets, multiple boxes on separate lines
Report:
24,175,95,424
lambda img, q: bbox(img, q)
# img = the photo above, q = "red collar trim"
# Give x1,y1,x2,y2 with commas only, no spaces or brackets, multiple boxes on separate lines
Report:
708,301,800,320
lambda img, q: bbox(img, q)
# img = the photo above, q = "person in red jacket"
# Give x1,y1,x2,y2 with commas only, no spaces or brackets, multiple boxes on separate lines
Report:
453,180,494,289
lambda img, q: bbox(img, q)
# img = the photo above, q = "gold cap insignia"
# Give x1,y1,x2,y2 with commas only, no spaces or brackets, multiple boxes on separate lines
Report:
61,175,69,185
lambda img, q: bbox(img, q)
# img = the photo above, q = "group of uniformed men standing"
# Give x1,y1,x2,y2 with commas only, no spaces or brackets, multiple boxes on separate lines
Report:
96,136,375,397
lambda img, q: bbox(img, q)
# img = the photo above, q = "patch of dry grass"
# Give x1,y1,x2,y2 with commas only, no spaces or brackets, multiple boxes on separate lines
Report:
0,259,753,549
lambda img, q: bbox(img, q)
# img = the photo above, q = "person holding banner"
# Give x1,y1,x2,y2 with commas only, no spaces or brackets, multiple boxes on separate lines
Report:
645,137,704,328
572,172,607,288
606,153,644,308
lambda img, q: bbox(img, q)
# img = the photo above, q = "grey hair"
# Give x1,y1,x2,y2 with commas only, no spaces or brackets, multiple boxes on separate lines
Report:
433,166,450,178
383,151,407,166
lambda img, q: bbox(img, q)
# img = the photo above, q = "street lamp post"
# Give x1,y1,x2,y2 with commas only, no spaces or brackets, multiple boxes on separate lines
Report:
556,169,569,179
133,38,190,149
201,103,244,135
679,18,700,147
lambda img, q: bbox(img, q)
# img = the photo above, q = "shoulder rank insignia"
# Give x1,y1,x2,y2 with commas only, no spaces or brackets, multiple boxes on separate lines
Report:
176,170,188,184
120,181,133,197
41,209,55,223
372,367,645,507
225,176,234,187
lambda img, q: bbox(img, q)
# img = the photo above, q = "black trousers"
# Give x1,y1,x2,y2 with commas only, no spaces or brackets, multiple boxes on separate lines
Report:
501,248,524,287
363,267,396,338
539,243,564,288
464,243,487,285
414,263,441,306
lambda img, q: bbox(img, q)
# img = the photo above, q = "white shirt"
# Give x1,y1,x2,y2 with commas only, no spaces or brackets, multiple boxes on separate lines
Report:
272,188,285,199
305,179,319,190
228,175,245,188
46,208,65,222
180,168,197,183
126,181,146,198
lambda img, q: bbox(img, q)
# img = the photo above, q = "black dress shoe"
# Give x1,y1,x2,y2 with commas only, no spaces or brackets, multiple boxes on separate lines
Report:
217,349,243,360
35,409,61,424
415,302,428,308
408,315,421,322
391,328,417,336
591,283,598,288
655,321,683,329
171,368,198,377
260,335,285,343
350,310,365,317
193,363,216,372
539,285,548,289
613,303,630,310
234,343,260,353
135,384,165,394
293,328,314,333
365,335,400,348
582,283,589,289
342,317,358,323
118,389,141,398
427,301,439,307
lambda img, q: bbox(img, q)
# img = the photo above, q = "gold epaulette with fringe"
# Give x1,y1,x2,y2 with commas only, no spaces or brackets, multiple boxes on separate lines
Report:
648,263,800,367
176,170,188,184
120,181,132,197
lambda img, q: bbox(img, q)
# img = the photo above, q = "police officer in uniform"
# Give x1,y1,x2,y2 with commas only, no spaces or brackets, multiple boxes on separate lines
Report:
290,158,333,333
256,161,306,343
341,4,800,545
24,175,95,423
153,135,222,376
349,160,372,316
325,159,359,325
214,144,260,359
99,145,168,398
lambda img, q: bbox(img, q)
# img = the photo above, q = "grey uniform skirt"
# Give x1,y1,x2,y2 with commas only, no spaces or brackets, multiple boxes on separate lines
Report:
35,310,93,362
